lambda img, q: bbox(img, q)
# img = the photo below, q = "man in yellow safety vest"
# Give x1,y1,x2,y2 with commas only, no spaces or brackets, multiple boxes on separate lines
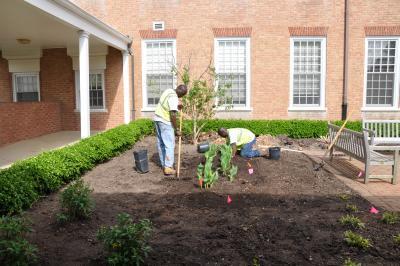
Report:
154,84,188,175
218,127,262,158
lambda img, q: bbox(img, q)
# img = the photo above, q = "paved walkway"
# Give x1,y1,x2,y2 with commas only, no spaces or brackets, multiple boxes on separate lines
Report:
305,149,400,211
0,131,99,169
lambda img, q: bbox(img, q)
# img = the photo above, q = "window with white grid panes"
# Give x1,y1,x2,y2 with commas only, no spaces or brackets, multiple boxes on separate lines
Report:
365,39,397,106
75,70,105,110
216,39,248,106
12,73,40,102
292,39,324,106
144,40,175,106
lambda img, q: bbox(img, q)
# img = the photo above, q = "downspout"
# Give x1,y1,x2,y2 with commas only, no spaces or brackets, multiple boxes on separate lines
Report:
127,40,135,120
341,0,349,120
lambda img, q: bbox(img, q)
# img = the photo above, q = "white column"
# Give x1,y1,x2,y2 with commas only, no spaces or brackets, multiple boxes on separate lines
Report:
78,30,90,139
122,50,131,124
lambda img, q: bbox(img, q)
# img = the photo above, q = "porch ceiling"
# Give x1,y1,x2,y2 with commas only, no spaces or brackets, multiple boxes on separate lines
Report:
0,0,129,52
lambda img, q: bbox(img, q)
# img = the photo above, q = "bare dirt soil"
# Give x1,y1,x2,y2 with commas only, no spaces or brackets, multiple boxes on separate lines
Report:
25,136,400,265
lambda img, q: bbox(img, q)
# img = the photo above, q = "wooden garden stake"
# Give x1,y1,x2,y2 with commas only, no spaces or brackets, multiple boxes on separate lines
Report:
177,111,183,178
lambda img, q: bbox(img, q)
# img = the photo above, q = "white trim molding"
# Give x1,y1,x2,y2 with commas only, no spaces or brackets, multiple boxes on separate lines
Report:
289,37,327,111
363,37,400,111
141,38,177,111
24,0,131,50
214,37,251,111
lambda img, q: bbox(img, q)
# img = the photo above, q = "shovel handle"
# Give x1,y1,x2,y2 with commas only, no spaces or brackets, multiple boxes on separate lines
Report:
177,112,183,178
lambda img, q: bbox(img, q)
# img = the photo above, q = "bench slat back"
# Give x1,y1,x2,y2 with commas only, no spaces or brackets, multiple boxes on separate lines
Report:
328,123,369,162
363,120,400,142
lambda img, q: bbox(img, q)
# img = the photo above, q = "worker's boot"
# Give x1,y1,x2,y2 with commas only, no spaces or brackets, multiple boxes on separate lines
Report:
163,167,176,176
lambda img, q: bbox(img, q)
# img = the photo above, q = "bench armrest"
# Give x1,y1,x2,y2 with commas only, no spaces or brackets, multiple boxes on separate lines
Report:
363,128,375,145
370,145,400,151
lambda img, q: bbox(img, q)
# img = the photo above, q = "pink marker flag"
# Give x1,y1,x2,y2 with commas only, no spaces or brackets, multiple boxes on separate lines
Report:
370,206,379,214
358,171,363,178
248,168,254,175
227,195,232,204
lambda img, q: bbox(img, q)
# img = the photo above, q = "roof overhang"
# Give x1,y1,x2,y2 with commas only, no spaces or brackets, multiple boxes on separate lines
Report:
24,0,132,51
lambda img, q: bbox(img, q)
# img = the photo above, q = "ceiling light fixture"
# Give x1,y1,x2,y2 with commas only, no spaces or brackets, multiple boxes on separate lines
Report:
16,38,31,45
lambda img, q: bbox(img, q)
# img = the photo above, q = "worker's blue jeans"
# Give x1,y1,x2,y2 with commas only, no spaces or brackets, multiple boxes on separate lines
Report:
240,138,261,158
154,121,175,168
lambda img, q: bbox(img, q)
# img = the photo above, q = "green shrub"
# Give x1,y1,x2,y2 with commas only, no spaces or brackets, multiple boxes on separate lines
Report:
183,119,362,139
59,179,94,221
0,216,38,265
381,211,399,225
344,230,372,249
346,204,358,212
97,213,152,266
340,215,365,229
394,234,400,245
0,119,153,215
343,258,361,266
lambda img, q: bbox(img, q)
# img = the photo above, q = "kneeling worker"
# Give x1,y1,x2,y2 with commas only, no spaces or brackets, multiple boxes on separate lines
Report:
218,127,262,158
154,85,188,175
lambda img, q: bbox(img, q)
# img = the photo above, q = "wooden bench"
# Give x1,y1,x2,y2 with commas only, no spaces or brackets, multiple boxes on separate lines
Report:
363,120,400,144
328,123,399,184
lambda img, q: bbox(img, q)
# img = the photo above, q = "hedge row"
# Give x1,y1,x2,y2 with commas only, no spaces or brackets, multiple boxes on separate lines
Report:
182,119,362,139
0,119,154,215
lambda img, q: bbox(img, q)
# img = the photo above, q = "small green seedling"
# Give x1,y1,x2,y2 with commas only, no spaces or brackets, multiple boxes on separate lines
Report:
252,256,261,266
339,194,351,201
344,230,372,249
393,234,400,245
197,144,220,188
346,204,358,212
343,258,361,266
381,211,399,225
340,215,365,229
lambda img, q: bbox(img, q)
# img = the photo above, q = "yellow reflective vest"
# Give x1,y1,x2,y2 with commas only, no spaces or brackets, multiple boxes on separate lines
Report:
154,89,177,122
227,128,255,148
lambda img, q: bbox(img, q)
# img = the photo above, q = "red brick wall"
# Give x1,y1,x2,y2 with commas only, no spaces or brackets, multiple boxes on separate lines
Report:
71,0,347,120
0,47,125,145
346,0,400,120
40,47,124,131
0,52,12,102
0,102,61,146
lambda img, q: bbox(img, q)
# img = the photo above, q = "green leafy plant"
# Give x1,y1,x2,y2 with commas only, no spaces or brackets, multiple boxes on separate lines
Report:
173,63,230,144
340,215,365,229
197,144,220,188
59,179,94,222
346,204,358,212
97,213,152,266
343,258,361,266
381,211,399,225
220,144,238,181
394,234,400,245
0,216,38,265
344,230,372,249
339,194,351,202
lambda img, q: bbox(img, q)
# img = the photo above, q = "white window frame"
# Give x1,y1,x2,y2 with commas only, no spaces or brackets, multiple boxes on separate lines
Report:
214,37,251,111
75,70,107,112
362,37,400,112
12,72,41,102
289,37,327,111
152,21,165,31
141,39,177,111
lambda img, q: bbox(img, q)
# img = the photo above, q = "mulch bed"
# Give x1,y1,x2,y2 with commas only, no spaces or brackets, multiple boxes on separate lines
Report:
25,136,400,265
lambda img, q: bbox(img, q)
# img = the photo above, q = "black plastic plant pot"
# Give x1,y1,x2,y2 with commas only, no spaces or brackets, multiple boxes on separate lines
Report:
269,147,281,160
133,150,149,173
135,159,149,173
133,149,147,161
197,142,210,153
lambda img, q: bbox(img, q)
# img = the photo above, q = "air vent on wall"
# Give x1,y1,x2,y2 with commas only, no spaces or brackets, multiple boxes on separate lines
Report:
153,21,165,31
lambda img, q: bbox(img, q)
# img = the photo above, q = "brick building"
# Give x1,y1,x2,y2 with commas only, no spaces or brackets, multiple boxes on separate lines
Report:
1,0,400,146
